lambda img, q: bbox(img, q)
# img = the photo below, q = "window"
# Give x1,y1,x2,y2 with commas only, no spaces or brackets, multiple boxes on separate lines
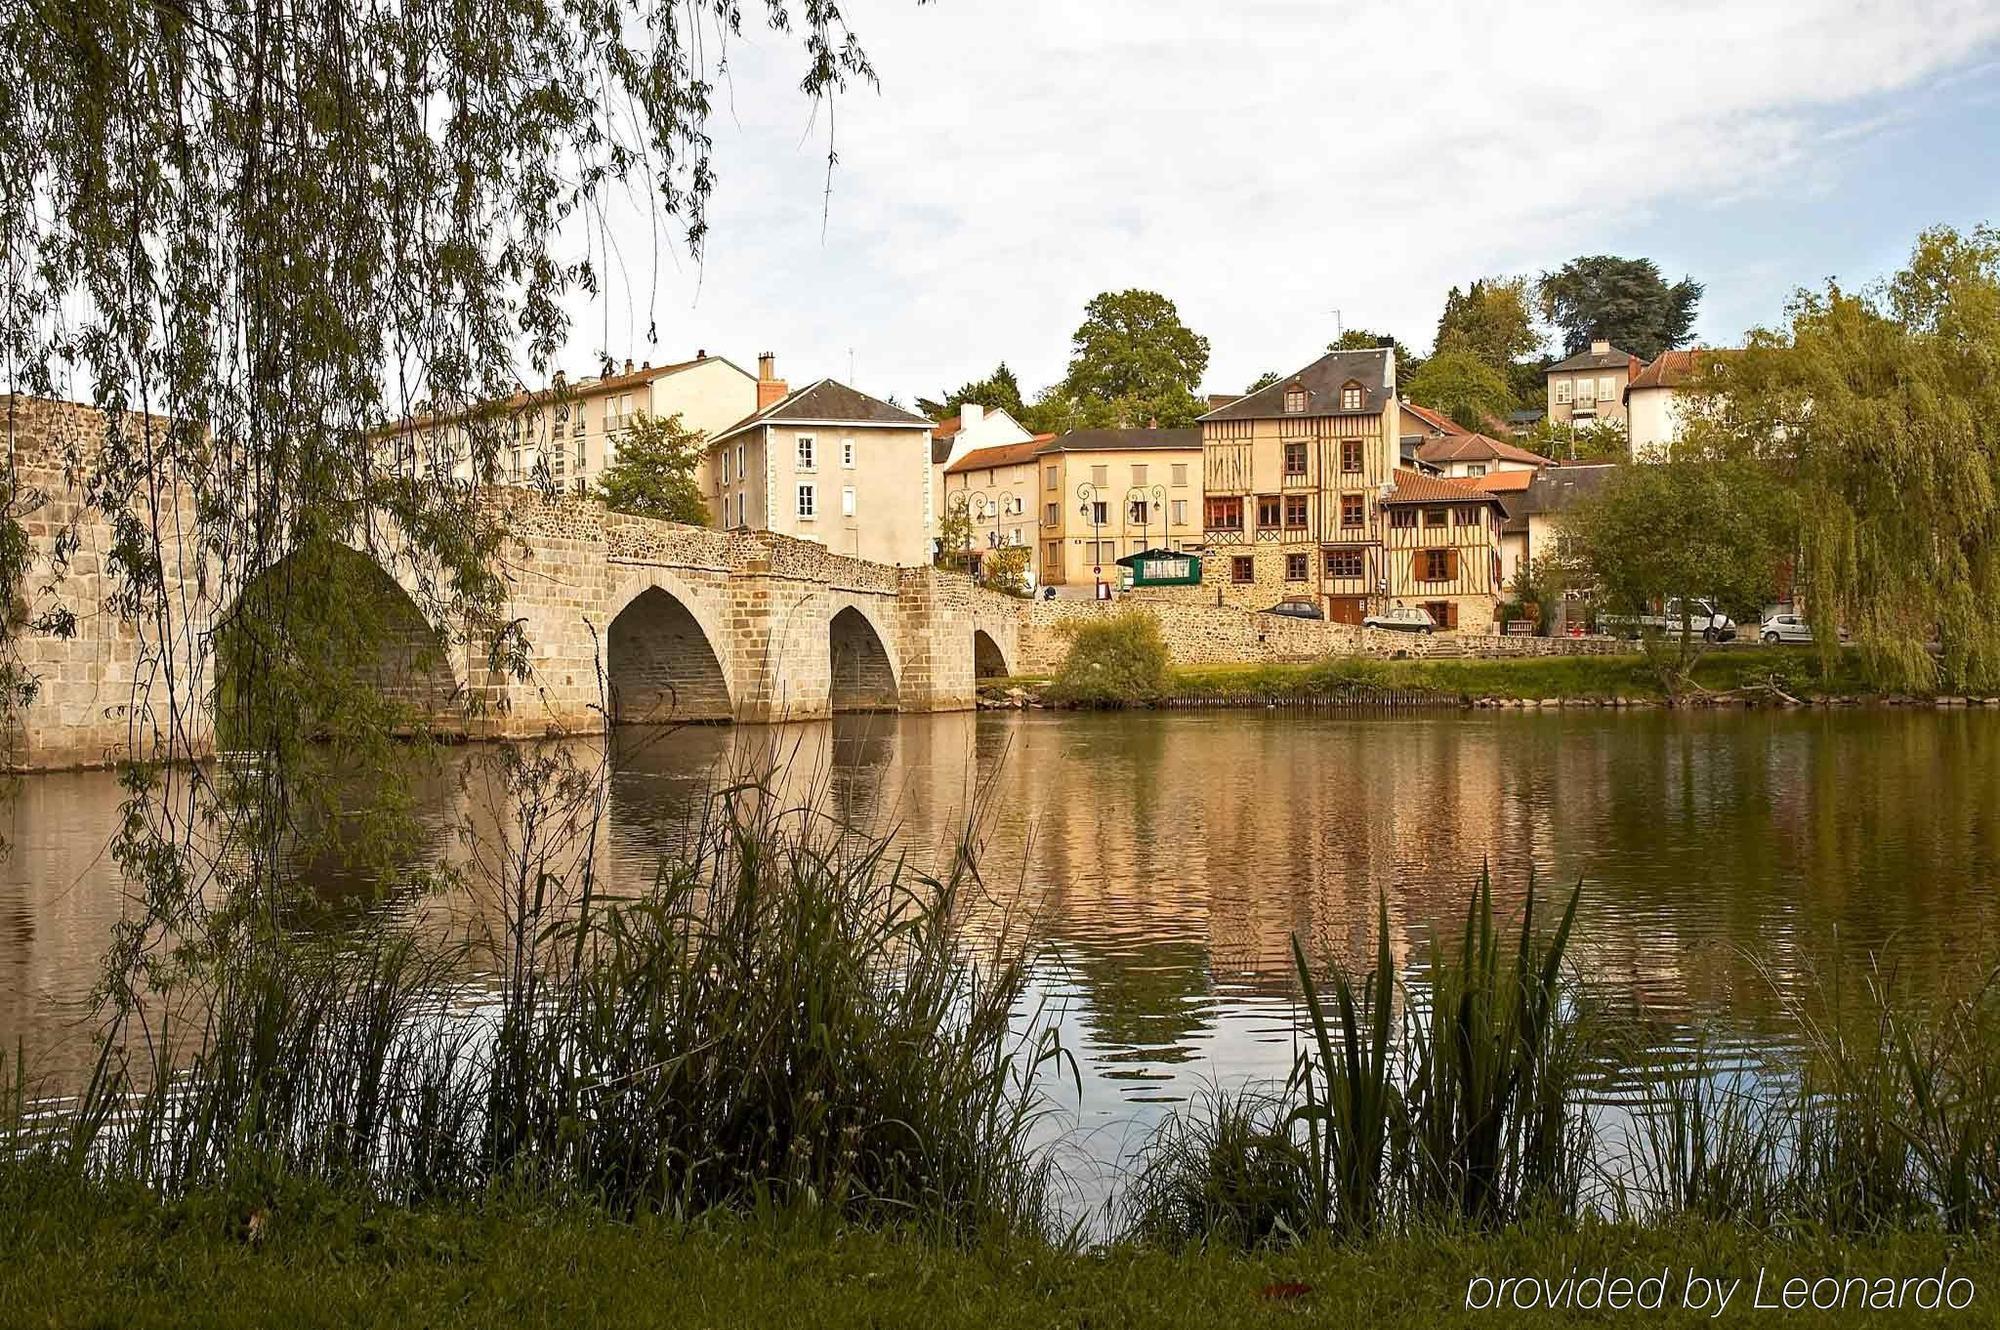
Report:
797,435,816,470
1283,387,1307,413
1206,496,1244,530
1423,507,1448,527
1284,494,1308,528
1554,379,1573,405
1283,441,1307,476
1390,507,1417,529
1466,463,1486,477
1420,548,1454,582
1341,382,1364,411
1040,502,1055,526
573,407,585,437
1045,541,1060,568
736,443,745,477
1171,498,1187,525
1325,548,1364,579
1132,463,1148,485
1091,464,1108,486
1424,600,1456,630
735,491,745,527
1598,376,1615,403
1091,500,1108,526
1341,493,1364,528
1231,555,1255,584
1256,494,1282,529
1574,378,1596,404
1171,462,1189,486
721,451,730,484
842,486,856,517
1285,552,1309,581
1128,499,1150,525
1341,439,1363,473
842,438,855,468
1045,465,1059,492
1454,505,1481,526
797,483,816,519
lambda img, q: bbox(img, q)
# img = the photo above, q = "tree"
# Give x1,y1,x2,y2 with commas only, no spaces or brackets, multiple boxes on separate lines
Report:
1696,225,2000,692
1402,350,1514,435
1434,277,1541,370
1245,371,1282,393
595,413,710,525
935,497,975,571
1538,256,1703,362
1328,327,1420,378
919,363,1026,421
1518,414,1629,463
1565,458,1794,691
1062,290,1211,428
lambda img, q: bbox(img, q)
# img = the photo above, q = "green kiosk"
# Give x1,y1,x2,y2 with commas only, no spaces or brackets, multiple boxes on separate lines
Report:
1115,547,1202,590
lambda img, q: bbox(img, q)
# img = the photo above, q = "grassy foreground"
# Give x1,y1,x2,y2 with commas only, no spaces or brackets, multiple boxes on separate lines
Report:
8,1176,2000,1328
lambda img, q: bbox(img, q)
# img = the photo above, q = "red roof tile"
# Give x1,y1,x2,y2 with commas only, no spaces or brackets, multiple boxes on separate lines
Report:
1380,468,1507,507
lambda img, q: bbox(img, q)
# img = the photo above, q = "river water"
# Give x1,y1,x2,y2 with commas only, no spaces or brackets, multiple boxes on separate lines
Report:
6,707,2000,1189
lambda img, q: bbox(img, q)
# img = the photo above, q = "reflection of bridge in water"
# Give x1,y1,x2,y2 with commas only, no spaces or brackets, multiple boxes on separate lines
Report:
6,397,1023,771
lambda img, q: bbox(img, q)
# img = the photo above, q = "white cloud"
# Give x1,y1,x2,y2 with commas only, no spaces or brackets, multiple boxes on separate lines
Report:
558,0,2000,399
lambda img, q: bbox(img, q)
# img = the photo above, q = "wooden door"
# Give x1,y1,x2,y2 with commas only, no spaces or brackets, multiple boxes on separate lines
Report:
1327,596,1366,626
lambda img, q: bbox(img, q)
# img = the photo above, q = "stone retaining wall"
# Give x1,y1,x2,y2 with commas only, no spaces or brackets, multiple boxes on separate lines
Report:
1016,597,1628,675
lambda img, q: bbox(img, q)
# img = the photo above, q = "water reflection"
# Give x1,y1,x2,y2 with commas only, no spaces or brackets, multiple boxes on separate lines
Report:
5,708,2000,1145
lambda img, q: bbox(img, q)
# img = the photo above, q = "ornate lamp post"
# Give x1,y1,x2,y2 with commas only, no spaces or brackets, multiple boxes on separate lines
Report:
1124,483,1167,560
1076,481,1106,599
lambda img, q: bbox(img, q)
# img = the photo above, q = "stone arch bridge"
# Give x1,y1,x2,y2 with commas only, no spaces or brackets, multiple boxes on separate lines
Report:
7,405,1023,770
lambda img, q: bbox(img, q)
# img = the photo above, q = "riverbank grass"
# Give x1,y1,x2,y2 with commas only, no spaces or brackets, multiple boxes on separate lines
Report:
7,1174,1999,1328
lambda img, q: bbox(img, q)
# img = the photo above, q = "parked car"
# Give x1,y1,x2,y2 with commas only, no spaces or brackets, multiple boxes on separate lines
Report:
1363,605,1436,635
1760,613,1815,644
1602,597,1737,642
1263,597,1323,621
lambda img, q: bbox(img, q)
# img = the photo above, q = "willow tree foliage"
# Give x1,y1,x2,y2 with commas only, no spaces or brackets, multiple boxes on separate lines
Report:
1696,226,2000,691
0,0,876,1035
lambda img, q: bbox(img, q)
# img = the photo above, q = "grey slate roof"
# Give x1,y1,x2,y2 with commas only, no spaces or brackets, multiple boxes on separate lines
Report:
1546,344,1636,373
1198,348,1393,422
1501,463,1617,519
713,378,932,444
1034,427,1201,453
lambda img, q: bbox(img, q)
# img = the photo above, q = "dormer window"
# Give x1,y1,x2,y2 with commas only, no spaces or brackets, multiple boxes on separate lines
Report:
1340,381,1364,411
1283,386,1307,414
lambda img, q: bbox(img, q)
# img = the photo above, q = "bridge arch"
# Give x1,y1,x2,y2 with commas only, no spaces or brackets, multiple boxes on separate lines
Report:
604,574,734,724
972,628,1012,680
213,540,466,745
828,604,899,713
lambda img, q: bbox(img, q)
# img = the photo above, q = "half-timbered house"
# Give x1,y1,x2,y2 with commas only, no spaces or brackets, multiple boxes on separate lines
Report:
1379,469,1508,633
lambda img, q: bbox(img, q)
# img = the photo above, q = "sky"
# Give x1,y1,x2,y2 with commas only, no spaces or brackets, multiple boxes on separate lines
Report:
556,0,2000,405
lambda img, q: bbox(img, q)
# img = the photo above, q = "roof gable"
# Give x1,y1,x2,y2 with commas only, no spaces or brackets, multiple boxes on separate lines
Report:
1199,348,1393,422
713,378,931,444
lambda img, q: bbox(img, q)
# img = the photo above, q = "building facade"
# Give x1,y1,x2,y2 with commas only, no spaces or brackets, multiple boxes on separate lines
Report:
391,353,757,494
1624,349,1733,461
1413,432,1553,480
1544,339,1640,429
938,434,1056,583
1378,470,1508,633
1034,428,1204,590
706,374,936,567
1197,348,1402,623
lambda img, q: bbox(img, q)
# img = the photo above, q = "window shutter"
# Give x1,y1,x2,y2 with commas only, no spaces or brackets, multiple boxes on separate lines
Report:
1446,548,1460,582
1447,601,1460,629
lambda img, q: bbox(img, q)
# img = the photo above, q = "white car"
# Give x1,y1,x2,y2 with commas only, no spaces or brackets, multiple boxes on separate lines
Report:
1760,613,1815,644
1364,605,1437,635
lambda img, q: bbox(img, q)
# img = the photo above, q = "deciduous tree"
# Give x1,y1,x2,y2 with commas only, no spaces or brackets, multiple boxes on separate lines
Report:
1403,350,1514,435
1435,278,1541,370
595,413,710,525
919,363,1026,421
1062,290,1211,428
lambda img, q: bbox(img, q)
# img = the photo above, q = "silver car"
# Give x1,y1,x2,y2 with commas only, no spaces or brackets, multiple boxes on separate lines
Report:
1364,605,1437,635
1760,613,1815,644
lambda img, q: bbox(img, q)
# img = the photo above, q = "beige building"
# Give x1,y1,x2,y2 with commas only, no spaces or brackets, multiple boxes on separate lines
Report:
1197,347,1402,623
390,352,757,494
1032,428,1204,590
938,434,1057,581
706,368,936,567
1413,432,1553,481
1493,463,1616,605
1545,339,1640,429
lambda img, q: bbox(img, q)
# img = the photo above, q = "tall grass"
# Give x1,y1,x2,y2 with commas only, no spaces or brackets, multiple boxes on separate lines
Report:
12,745,1062,1240
1120,870,1590,1244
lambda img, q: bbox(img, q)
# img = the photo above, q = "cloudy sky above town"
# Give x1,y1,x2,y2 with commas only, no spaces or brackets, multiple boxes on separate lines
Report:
560,0,2000,405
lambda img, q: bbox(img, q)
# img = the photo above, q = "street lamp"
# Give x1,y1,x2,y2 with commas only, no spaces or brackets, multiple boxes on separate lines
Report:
1124,483,1167,560
1076,481,1106,599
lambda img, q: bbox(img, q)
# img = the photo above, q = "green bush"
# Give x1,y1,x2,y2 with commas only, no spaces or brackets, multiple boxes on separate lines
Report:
1044,610,1169,706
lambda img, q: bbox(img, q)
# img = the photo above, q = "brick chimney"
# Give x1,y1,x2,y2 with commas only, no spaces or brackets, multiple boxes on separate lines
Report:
756,352,788,410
